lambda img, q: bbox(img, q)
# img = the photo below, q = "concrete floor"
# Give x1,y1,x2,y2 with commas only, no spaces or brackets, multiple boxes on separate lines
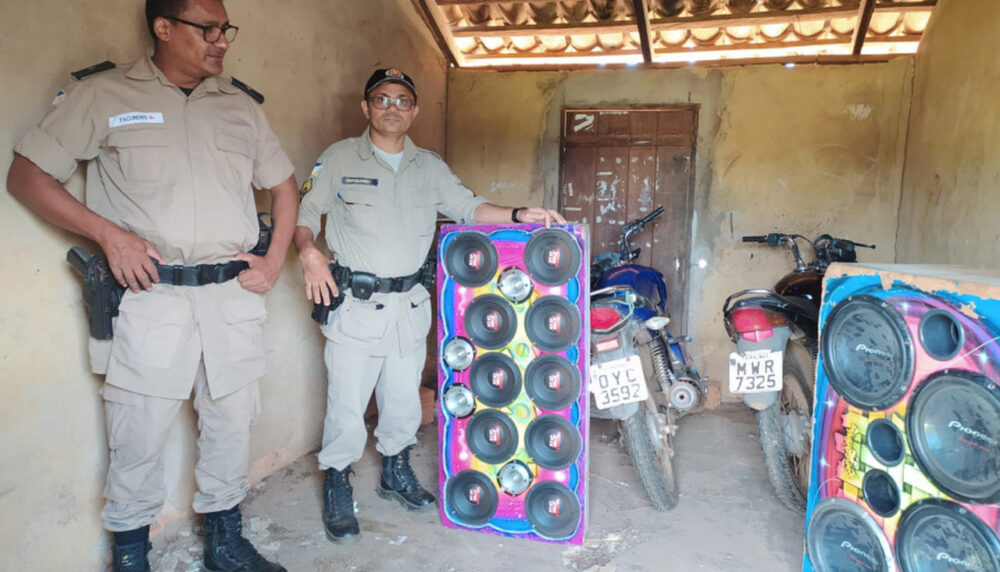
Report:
150,404,805,571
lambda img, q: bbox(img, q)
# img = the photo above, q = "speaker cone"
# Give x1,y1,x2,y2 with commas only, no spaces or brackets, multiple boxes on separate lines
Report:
497,460,533,496
806,497,893,572
444,232,498,287
464,295,517,350
443,337,476,371
445,470,499,527
524,355,582,410
525,296,582,352
524,229,582,286
895,499,1000,572
498,267,534,304
469,353,522,408
525,415,582,470
906,370,1000,503
442,384,475,418
821,295,915,411
466,409,519,464
524,482,581,540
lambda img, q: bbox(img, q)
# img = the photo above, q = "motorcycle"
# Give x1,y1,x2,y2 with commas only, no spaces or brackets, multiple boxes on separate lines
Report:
721,233,874,511
589,206,707,510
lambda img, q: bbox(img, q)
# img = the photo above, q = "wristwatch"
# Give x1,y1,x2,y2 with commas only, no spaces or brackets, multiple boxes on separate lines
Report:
511,207,523,223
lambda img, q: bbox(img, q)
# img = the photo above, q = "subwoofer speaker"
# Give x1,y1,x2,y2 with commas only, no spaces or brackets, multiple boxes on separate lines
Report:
803,263,1000,572
437,223,589,545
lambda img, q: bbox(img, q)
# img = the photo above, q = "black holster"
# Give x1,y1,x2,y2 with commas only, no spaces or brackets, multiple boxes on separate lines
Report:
67,247,124,340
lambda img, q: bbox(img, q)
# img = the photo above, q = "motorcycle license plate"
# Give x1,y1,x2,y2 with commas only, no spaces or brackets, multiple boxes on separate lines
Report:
590,355,648,410
728,350,783,393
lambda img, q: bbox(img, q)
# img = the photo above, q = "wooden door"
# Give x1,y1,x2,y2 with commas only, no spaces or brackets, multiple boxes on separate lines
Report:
560,107,698,334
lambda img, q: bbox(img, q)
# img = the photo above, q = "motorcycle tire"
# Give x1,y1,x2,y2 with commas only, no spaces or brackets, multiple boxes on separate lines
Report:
621,395,678,511
755,338,815,512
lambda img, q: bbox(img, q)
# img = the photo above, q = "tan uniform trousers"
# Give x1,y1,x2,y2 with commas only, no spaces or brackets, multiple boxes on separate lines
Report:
316,292,429,471
100,361,260,531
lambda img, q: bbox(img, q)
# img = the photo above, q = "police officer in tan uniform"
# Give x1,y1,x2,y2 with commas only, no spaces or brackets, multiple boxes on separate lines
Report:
6,1,295,571
294,68,565,542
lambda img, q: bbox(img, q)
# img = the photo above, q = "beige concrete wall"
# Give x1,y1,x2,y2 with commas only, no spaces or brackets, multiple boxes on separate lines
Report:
0,1,445,569
447,61,912,386
896,0,1000,266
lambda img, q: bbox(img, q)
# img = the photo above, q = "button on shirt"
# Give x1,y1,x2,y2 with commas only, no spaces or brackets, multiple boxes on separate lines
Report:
14,52,295,399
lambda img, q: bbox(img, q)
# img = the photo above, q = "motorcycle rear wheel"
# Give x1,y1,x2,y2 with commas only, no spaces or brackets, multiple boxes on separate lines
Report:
755,338,815,512
621,394,678,510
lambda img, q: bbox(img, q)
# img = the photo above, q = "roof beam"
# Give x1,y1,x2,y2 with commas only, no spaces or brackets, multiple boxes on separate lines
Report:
449,3,935,37
852,0,877,55
410,0,466,67
632,0,654,63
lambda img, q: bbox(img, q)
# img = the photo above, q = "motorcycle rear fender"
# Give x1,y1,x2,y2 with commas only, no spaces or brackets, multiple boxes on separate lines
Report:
735,326,791,411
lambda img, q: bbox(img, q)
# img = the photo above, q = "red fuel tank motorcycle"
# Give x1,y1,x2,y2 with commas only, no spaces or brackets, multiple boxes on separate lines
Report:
722,233,873,511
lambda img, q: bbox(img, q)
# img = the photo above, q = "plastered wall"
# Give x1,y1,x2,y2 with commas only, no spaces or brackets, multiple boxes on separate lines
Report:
0,1,446,569
447,61,912,386
896,0,1000,266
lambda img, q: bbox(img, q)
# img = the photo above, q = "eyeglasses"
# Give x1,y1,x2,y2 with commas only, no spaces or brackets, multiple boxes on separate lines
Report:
168,16,239,43
368,94,415,111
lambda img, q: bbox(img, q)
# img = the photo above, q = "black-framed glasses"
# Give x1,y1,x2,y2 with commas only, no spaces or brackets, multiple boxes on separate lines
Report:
168,16,238,43
368,94,415,111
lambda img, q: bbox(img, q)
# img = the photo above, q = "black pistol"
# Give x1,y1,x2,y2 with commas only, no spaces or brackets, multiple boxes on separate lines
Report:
311,276,345,325
67,246,125,340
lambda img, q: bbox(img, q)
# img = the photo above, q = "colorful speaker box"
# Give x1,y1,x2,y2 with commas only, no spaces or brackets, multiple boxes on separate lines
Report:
437,223,590,545
804,263,1000,572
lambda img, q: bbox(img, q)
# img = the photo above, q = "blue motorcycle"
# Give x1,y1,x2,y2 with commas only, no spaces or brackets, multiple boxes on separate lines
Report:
589,207,707,510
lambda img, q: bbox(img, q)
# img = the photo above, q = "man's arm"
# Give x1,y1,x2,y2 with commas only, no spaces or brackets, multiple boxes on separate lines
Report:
233,175,298,294
293,225,339,305
7,153,163,291
473,203,566,225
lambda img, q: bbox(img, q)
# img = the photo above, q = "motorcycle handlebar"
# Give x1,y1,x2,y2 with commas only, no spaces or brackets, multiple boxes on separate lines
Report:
639,206,664,226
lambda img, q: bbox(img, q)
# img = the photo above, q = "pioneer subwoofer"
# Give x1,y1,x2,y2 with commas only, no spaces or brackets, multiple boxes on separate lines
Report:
437,223,589,544
803,263,1000,572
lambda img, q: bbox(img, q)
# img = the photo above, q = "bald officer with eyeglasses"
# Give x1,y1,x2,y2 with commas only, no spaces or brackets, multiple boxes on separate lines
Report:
6,1,295,570
294,67,564,543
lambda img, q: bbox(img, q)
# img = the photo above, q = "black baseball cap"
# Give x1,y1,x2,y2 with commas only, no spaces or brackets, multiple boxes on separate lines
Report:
364,68,418,101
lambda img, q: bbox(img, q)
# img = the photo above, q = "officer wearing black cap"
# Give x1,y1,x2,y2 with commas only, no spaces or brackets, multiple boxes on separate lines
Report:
294,67,564,542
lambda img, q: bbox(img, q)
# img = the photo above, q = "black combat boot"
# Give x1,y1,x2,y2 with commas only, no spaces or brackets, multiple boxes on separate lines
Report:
202,506,285,572
376,446,436,511
112,526,151,572
323,466,360,543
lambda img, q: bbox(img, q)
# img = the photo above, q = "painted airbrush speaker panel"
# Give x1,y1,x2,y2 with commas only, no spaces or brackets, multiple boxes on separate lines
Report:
804,263,1000,572
437,223,590,545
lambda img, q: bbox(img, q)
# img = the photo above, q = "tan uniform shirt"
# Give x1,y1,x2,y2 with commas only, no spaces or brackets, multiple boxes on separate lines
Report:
15,53,294,399
298,129,487,355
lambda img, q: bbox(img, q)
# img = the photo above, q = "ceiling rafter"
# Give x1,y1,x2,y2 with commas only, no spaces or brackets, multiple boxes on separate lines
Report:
632,0,654,63
852,0,878,55
413,0,937,69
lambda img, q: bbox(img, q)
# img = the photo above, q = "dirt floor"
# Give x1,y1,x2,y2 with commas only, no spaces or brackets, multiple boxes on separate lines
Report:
149,404,805,571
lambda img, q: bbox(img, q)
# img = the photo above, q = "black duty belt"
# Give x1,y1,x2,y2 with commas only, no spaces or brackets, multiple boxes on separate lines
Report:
155,260,249,286
331,262,422,300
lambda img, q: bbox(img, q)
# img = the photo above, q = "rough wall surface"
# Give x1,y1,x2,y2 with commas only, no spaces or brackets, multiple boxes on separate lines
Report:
447,60,911,388
0,1,445,569
896,0,1000,266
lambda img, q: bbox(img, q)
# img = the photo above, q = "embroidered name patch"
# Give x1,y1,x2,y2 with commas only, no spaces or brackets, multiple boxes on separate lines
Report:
342,177,378,186
109,112,164,128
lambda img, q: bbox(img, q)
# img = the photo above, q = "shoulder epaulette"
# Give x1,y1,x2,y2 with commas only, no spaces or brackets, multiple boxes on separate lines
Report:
231,77,264,104
70,60,116,81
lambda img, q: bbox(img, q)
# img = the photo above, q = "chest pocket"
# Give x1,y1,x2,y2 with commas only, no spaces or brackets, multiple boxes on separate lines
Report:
338,187,380,235
411,191,439,238
215,130,254,191
108,128,169,187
